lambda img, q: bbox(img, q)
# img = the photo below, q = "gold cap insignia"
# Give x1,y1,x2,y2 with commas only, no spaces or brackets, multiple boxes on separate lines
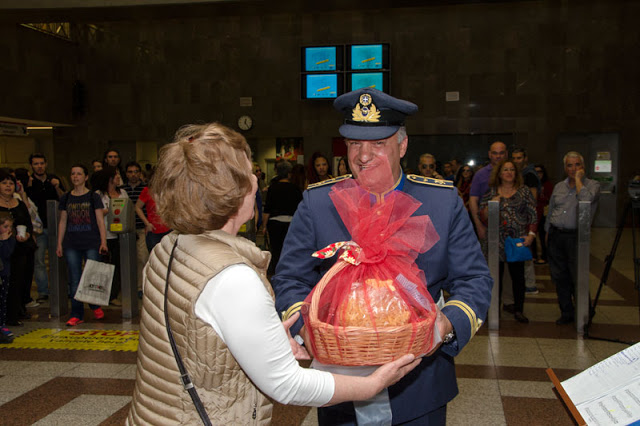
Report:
352,93,381,122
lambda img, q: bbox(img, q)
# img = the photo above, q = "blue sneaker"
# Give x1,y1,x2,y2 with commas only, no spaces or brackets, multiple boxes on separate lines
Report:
525,286,539,295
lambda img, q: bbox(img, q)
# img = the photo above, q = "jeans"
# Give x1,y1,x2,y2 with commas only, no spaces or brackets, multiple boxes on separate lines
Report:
65,247,100,320
103,238,121,301
34,229,49,296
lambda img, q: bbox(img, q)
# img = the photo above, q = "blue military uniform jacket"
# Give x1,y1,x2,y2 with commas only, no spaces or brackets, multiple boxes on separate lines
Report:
272,172,493,423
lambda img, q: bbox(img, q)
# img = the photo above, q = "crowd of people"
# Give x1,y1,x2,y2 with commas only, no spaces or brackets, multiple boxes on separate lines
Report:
0,150,168,340
254,139,597,328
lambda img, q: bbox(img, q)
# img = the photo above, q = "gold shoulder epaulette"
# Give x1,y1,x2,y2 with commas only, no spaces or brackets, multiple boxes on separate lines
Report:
406,174,454,189
307,174,352,189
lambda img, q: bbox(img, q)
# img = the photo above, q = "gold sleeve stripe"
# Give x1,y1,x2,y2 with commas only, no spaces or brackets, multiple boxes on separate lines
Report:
445,301,474,331
282,302,304,321
444,300,481,336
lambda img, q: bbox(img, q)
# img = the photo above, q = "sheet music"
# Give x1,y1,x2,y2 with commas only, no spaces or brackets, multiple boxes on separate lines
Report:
561,342,640,426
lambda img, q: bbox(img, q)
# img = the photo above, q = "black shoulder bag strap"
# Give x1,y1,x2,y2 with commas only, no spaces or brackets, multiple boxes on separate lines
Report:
164,237,212,426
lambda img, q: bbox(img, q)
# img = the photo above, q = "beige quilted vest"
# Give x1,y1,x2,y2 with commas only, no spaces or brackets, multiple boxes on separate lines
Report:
127,230,274,425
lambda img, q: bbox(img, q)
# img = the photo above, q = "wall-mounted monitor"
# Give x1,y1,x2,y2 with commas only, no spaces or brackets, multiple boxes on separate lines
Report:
302,73,343,99
347,71,389,93
302,46,343,72
347,44,389,70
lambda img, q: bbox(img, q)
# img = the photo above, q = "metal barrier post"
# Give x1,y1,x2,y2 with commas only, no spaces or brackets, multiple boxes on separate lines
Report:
487,200,500,330
119,206,138,319
576,201,592,333
47,200,68,318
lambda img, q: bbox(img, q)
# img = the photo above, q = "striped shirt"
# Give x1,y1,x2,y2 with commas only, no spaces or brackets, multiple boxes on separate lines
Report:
122,183,147,229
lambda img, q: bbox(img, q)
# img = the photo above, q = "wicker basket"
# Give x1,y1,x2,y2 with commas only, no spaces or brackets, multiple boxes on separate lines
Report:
306,261,436,366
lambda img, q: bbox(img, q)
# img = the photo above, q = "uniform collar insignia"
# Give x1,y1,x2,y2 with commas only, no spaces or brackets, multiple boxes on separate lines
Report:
352,93,381,123
369,172,404,203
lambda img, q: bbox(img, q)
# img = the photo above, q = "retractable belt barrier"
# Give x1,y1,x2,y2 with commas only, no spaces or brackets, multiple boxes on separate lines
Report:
487,200,500,330
576,201,592,333
47,200,67,318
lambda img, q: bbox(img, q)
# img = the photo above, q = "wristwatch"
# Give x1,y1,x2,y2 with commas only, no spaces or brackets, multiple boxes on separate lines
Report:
443,329,456,344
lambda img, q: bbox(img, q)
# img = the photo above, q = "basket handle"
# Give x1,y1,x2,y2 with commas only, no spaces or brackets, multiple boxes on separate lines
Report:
308,260,349,323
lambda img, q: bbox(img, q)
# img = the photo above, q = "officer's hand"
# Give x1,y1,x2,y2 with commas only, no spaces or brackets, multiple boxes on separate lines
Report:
425,308,453,357
282,312,311,360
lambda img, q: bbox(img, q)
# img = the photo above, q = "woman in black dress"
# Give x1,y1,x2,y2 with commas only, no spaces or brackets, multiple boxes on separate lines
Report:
0,171,35,326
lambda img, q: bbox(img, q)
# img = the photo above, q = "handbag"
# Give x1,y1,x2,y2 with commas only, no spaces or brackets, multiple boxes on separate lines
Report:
504,237,533,263
74,259,115,306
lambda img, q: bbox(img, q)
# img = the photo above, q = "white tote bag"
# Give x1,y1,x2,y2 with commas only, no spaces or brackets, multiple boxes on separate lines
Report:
74,260,115,306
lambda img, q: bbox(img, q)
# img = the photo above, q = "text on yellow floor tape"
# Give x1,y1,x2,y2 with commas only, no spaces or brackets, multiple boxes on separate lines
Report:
6,329,139,352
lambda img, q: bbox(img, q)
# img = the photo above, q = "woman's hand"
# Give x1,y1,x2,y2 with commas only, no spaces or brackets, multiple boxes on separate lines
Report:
16,233,30,243
369,354,422,393
56,244,63,257
522,234,535,247
145,222,155,234
16,181,25,195
282,312,311,360
99,241,108,255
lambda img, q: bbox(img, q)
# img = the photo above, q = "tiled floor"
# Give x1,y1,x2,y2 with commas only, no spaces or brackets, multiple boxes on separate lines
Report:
1,227,639,425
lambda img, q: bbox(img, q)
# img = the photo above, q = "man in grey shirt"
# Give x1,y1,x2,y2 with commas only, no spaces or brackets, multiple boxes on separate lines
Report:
545,151,600,325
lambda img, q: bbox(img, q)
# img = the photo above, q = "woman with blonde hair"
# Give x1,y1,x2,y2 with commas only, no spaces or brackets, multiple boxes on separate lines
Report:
127,122,419,425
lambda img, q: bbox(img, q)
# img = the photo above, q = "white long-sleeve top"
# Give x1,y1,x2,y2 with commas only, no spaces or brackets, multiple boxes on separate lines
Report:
194,264,334,406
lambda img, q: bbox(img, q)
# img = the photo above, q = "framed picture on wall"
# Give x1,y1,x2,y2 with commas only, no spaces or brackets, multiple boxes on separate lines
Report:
276,137,303,162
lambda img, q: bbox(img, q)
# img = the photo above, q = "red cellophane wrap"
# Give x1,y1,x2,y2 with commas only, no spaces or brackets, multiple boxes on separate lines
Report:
302,178,440,366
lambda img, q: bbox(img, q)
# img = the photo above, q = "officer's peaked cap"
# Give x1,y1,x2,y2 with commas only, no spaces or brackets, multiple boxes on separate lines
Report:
333,88,418,140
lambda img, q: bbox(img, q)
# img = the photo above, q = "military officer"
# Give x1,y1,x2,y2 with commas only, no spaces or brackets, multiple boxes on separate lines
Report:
272,88,493,425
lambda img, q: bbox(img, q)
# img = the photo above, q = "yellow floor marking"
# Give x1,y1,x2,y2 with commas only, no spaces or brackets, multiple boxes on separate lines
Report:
6,329,139,352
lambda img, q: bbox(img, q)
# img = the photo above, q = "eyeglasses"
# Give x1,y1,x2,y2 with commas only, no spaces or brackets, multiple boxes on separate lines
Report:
420,164,435,169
